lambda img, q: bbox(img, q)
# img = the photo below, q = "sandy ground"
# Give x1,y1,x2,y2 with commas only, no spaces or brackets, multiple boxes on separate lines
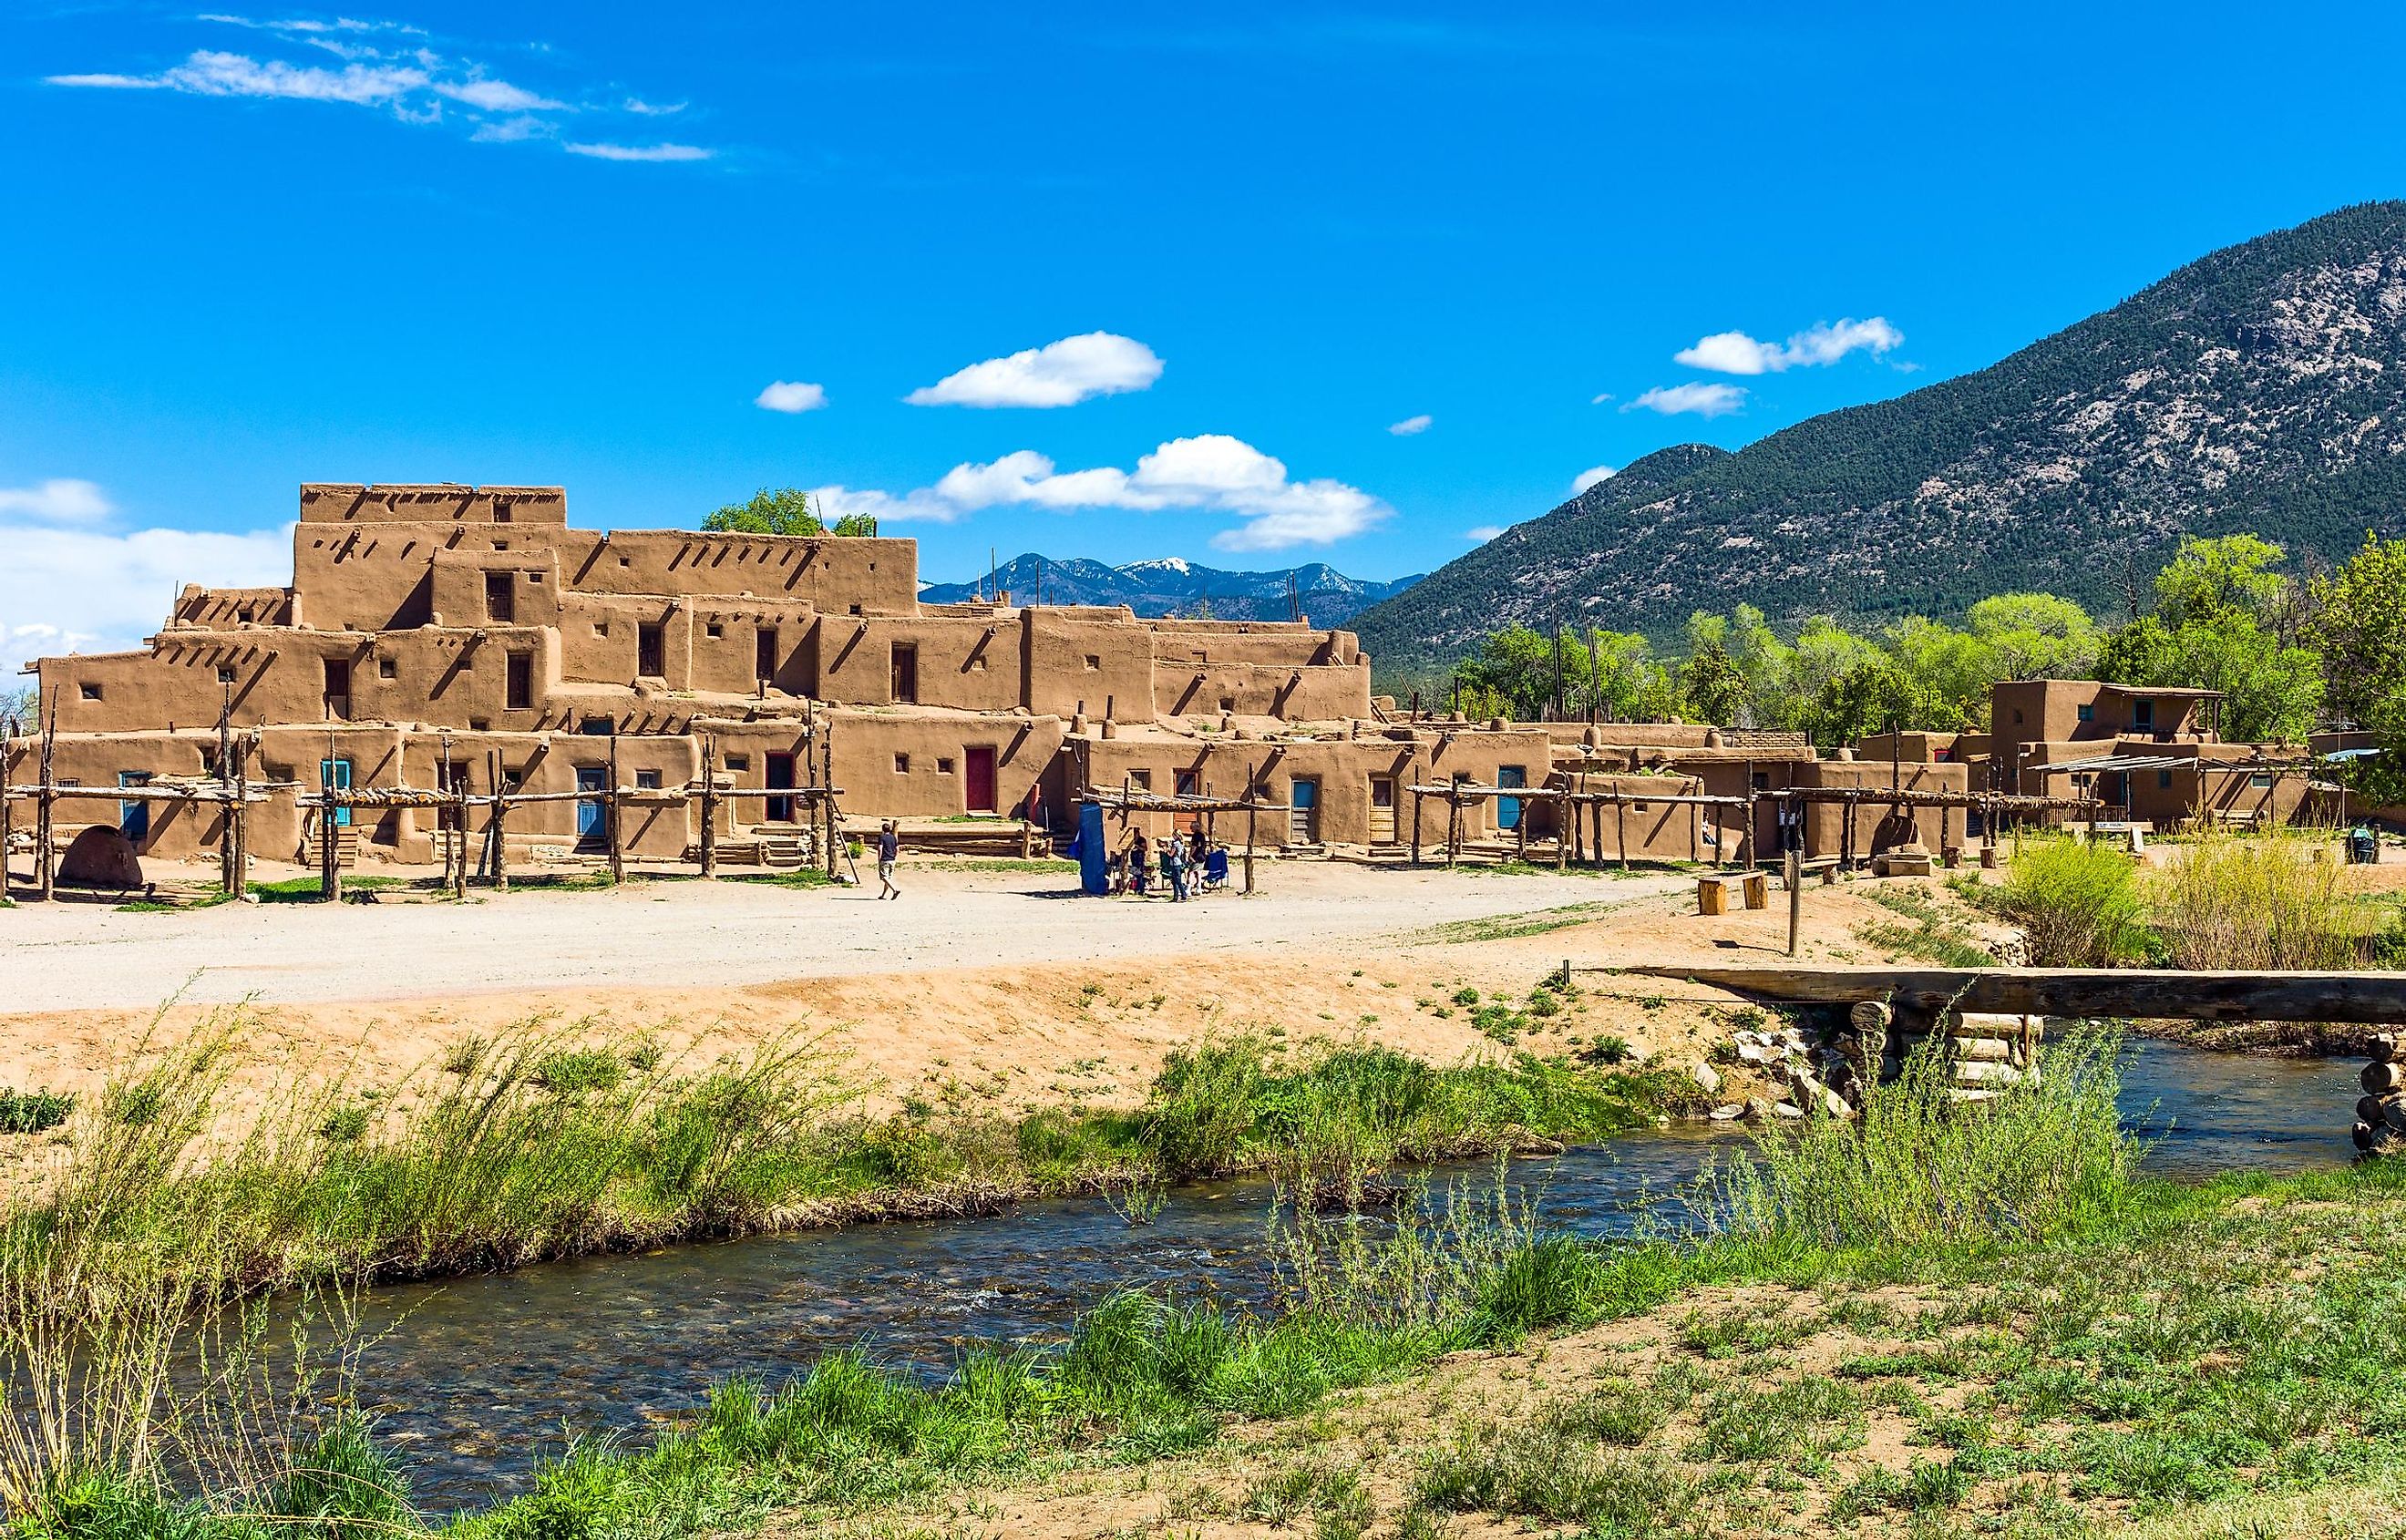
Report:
0,855,1970,1153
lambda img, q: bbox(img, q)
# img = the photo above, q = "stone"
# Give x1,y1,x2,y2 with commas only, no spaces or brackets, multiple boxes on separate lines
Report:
57,825,143,889
1691,1062,1722,1095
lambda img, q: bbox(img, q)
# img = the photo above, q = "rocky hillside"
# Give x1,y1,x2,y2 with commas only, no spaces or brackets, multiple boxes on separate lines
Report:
920,555,1422,629
1354,201,2406,666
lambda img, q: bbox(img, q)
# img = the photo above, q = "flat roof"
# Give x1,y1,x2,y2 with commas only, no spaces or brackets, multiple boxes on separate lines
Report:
2096,683,2224,698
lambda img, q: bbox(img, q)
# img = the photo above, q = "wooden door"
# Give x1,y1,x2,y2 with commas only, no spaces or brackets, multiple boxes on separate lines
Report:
891,644,918,703
765,752,796,822
964,745,998,813
1368,776,1396,843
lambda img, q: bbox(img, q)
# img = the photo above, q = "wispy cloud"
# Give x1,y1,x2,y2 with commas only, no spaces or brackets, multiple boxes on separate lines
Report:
0,478,113,522
1624,383,1747,418
754,380,828,414
813,435,1387,551
1571,465,1617,494
1387,414,1433,436
48,15,716,163
1464,525,1506,541
623,97,684,116
565,140,713,162
1673,317,1903,375
907,333,1163,408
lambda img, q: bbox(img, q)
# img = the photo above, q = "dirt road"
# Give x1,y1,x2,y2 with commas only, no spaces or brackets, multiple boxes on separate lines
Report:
0,862,1685,1013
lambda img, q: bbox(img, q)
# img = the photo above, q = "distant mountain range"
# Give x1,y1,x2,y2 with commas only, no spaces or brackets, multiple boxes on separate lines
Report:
920,554,1424,628
1352,200,2406,669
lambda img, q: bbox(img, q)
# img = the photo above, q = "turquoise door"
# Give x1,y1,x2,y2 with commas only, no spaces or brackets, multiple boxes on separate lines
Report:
318,759,352,826
1496,765,1527,830
118,772,151,843
577,765,607,843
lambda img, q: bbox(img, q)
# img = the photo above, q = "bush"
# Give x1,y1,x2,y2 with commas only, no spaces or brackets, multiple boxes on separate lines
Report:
0,1088,74,1134
2150,826,2368,969
1993,837,2156,966
532,1049,625,1095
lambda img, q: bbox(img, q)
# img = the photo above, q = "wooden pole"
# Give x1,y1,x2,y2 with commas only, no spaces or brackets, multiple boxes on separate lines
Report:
450,748,469,902
1741,759,1755,869
823,719,841,879
1409,787,1424,867
438,734,456,894
488,749,510,892
1445,782,1460,869
1785,842,1803,957
231,734,249,896
36,694,57,901
606,729,624,884
1617,793,1630,872
1,716,15,900
1243,771,1258,894
217,682,237,897
1516,799,1529,865
699,734,719,879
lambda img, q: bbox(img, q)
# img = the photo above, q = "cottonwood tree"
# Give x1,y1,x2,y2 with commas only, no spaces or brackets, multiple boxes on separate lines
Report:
2310,532,2406,804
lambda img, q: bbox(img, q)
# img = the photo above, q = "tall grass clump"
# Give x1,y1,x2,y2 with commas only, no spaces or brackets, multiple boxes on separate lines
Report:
1992,836,2157,966
1707,1024,2136,1253
2150,825,2370,970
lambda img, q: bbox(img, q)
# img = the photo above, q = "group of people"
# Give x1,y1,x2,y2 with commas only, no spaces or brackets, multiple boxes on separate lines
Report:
1110,826,1220,901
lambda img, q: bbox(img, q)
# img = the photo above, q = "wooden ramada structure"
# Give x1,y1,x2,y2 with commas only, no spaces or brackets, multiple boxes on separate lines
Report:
0,481,2349,897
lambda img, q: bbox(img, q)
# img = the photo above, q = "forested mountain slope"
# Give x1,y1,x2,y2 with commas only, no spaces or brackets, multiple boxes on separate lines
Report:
1354,201,2406,665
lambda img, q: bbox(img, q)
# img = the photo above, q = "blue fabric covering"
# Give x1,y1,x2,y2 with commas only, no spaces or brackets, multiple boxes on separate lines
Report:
1079,803,1111,895
1205,848,1229,883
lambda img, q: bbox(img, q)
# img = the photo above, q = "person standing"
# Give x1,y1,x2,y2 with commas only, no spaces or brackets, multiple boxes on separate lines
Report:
1164,832,1188,901
877,820,901,899
1129,830,1150,897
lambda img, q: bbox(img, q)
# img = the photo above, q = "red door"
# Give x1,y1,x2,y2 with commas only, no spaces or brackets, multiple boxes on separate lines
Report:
964,745,997,813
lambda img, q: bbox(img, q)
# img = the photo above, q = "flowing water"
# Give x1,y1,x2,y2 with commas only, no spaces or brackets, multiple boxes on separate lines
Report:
281,1039,2365,1510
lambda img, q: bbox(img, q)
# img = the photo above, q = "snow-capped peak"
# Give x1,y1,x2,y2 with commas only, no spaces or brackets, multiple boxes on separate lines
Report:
1119,557,1192,575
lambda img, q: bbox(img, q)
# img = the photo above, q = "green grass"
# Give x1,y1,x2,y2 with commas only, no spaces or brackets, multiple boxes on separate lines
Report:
0,1087,74,1134
23,1021,2406,1540
247,875,419,904
1854,884,1996,968
1414,898,1632,944
1973,834,2159,966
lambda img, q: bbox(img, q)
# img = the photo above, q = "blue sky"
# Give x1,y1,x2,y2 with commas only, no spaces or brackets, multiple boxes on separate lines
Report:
2,3,2399,669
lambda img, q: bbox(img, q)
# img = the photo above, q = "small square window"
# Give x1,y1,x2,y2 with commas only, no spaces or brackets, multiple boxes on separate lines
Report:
217,665,238,684
706,622,724,639
1084,654,1102,671
937,757,955,774
848,604,863,616
377,658,397,680
2248,772,2274,789
494,507,513,524
2076,703,2095,723
1129,770,1153,791
636,769,661,790
725,753,751,772
619,556,632,568
2157,769,2175,789
79,682,101,701
527,571,545,584
580,715,612,735
593,621,610,636
894,754,911,774
469,717,490,732
1219,696,1236,712
493,540,510,551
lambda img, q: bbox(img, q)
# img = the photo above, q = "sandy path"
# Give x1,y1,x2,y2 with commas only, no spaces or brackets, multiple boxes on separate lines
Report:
0,862,1688,1013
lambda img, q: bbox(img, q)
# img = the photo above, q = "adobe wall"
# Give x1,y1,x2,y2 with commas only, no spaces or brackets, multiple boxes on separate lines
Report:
171,585,293,630
817,615,1027,713
829,709,1066,823
299,483,568,526
1794,759,1970,856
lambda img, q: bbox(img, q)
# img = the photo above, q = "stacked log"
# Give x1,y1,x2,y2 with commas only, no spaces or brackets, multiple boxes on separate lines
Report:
1831,1001,2043,1104
2354,1033,2406,1155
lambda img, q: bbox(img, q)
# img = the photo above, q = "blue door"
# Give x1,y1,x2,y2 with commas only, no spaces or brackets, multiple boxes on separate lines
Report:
1289,778,1318,842
1496,765,1527,830
577,765,607,843
118,772,151,844
318,759,352,826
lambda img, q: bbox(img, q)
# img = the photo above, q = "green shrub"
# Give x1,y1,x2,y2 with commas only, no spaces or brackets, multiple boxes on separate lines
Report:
0,1088,74,1134
532,1049,625,1095
2150,826,2368,969
1993,837,2157,966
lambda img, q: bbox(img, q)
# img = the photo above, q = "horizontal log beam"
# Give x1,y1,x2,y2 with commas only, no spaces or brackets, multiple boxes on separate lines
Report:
1614,964,2406,1024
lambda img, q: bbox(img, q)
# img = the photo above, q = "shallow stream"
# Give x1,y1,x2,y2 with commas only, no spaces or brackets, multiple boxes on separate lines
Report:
302,1038,2363,1510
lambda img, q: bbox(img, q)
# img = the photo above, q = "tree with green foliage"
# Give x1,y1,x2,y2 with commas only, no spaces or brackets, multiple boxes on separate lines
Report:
1680,640,1747,726
2096,535,2321,742
2309,532,2406,805
702,488,881,538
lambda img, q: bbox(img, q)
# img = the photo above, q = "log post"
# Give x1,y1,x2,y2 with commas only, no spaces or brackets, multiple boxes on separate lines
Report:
1785,842,1803,958
1445,782,1460,869
36,696,57,901
1243,775,1258,894
1554,789,1566,871
217,683,238,897
231,735,250,896
451,772,469,902
1516,800,1529,865
1616,793,1630,872
698,734,719,879
0,716,15,900
488,750,510,892
606,728,624,885
823,719,841,880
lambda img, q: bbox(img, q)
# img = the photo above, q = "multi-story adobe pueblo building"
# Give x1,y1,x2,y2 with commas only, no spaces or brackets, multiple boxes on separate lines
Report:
12,481,2313,884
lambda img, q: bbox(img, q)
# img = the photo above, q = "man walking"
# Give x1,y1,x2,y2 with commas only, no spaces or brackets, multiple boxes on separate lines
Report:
877,820,901,899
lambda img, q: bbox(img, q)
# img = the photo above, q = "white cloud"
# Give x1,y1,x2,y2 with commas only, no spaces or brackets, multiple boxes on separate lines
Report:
754,380,828,414
1624,383,1748,418
811,434,1386,550
1571,465,1617,494
0,478,113,523
565,140,713,162
1589,391,1615,405
1673,317,1903,375
1464,525,1506,541
906,332,1163,408
435,77,563,112
1387,414,1433,436
0,516,290,676
48,26,719,162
